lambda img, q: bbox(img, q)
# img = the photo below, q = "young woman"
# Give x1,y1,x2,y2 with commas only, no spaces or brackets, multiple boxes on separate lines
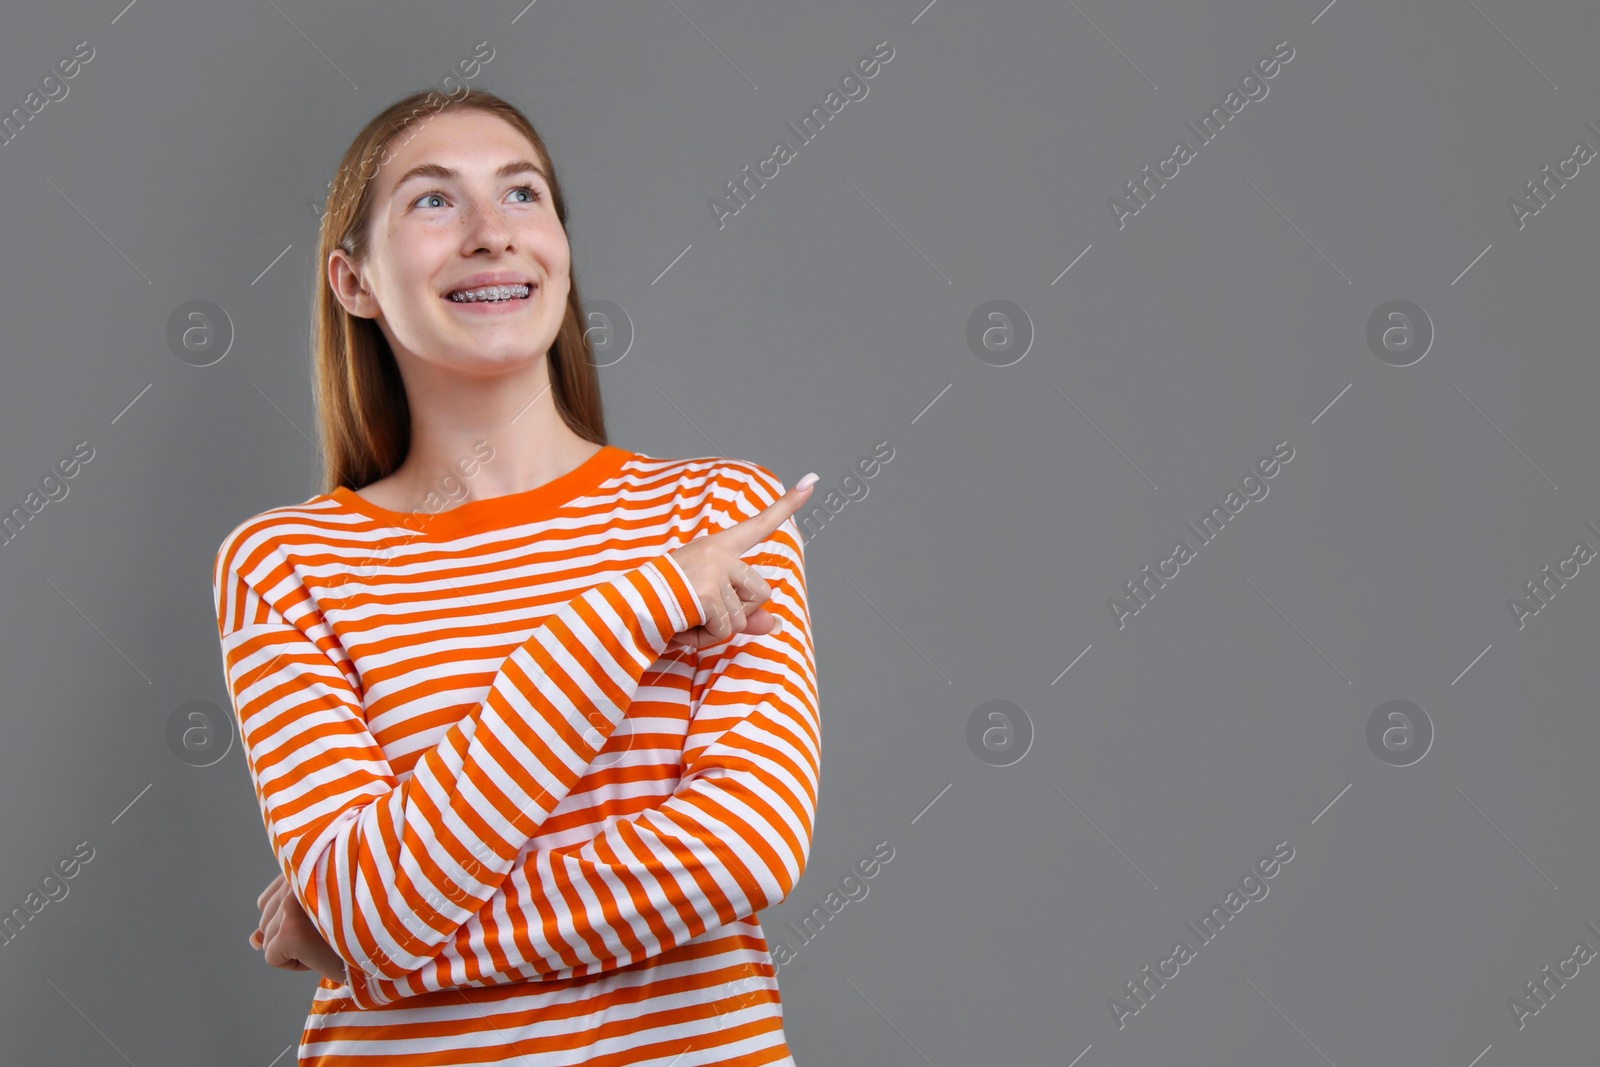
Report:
214,87,820,1065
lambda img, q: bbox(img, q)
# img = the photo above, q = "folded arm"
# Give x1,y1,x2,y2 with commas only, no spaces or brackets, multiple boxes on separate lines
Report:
214,524,707,998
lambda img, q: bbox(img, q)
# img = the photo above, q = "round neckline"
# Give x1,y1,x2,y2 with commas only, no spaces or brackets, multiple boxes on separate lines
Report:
330,444,632,539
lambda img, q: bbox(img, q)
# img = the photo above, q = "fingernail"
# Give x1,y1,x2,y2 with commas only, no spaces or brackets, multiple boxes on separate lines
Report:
796,473,818,491
771,617,784,635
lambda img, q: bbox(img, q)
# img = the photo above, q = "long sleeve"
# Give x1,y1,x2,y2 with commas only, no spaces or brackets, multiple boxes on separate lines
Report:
343,467,820,1008
213,532,707,997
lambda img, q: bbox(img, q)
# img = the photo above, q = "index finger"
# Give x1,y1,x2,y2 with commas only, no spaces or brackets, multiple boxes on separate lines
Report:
717,473,818,557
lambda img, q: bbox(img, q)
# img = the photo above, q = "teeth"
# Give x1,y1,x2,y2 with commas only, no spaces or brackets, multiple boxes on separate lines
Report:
449,283,532,303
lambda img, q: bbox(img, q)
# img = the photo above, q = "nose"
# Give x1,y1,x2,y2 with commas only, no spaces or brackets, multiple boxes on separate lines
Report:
460,193,514,253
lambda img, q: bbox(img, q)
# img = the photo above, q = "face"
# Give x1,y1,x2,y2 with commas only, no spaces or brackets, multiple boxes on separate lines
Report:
328,109,570,377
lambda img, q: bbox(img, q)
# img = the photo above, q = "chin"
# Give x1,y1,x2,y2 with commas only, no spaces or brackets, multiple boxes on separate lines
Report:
437,345,550,375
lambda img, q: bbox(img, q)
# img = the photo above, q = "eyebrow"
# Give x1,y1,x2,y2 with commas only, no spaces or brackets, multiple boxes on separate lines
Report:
390,159,548,194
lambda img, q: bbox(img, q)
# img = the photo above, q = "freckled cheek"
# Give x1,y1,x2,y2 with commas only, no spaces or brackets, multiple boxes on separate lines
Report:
385,226,456,292
523,211,567,241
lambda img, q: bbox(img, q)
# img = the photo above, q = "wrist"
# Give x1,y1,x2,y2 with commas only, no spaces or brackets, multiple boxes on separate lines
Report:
648,552,706,632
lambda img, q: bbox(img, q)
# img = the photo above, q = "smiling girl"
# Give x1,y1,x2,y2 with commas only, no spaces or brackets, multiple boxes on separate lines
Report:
215,87,819,1065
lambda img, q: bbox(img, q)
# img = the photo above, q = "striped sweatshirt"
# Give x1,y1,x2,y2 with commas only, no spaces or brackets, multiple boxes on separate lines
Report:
211,445,819,1066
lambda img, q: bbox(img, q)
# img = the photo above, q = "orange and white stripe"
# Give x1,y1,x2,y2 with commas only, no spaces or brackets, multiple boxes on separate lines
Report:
213,446,818,1065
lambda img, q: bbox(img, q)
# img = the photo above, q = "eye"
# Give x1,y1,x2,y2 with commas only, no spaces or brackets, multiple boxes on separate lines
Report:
509,186,542,204
412,189,447,209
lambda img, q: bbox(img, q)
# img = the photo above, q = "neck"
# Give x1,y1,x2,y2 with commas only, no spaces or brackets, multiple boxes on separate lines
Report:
387,353,602,506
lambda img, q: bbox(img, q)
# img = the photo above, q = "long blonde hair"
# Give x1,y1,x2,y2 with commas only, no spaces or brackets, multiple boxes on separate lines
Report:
311,87,606,494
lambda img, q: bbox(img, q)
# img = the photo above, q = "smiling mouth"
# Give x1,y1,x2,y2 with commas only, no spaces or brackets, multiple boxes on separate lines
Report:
445,283,535,303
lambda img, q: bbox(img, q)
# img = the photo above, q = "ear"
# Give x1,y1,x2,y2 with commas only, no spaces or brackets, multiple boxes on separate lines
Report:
328,249,380,320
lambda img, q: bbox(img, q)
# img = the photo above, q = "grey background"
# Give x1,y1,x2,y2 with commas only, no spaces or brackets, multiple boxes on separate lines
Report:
1,0,1596,1063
